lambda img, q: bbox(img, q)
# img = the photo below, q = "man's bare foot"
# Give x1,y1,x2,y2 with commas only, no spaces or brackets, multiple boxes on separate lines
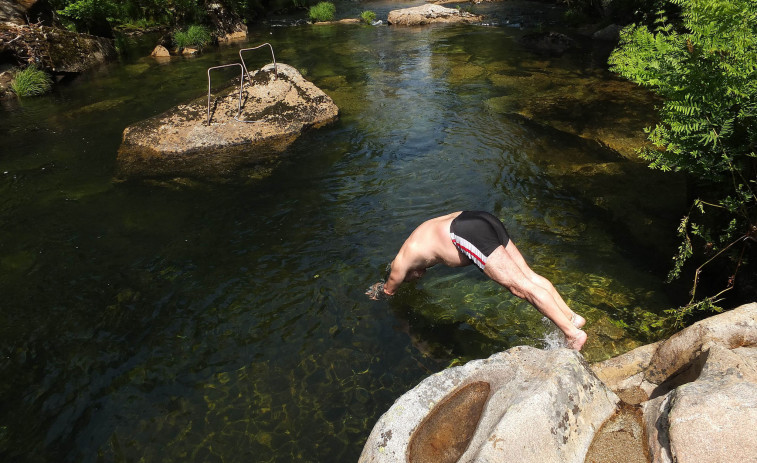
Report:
571,313,586,329
566,329,587,351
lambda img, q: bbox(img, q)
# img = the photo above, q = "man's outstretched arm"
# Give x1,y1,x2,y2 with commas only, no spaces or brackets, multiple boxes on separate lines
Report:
381,260,407,296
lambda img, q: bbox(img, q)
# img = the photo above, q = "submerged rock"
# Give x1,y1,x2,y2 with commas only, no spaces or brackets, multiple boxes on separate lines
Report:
116,63,339,180
519,31,578,55
387,4,483,26
484,71,659,159
359,346,619,463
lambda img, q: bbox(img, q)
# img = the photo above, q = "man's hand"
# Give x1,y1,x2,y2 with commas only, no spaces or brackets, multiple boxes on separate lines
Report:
366,282,386,300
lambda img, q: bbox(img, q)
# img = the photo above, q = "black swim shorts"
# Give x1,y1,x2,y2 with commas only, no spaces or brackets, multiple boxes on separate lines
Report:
449,211,510,270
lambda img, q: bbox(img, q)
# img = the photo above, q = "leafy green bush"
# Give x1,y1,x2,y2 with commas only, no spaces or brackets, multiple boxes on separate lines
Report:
609,0,757,321
11,65,53,97
360,10,376,24
55,0,118,35
173,24,212,49
309,1,335,22
52,0,207,35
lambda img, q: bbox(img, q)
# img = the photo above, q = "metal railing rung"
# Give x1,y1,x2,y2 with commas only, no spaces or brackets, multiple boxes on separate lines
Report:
239,43,278,84
205,43,280,125
206,63,245,125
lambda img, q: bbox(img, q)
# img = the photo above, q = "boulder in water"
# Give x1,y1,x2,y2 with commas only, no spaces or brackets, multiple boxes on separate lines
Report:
387,4,483,26
116,63,339,180
150,45,170,57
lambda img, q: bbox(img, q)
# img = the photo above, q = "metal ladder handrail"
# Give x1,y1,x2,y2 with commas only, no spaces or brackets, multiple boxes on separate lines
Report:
206,63,245,125
206,44,281,125
239,43,278,85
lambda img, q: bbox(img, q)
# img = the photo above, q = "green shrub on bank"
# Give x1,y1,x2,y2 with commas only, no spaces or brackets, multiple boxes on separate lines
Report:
360,10,376,24
11,65,53,97
173,24,212,50
52,0,207,35
54,0,117,35
609,0,757,325
309,2,335,22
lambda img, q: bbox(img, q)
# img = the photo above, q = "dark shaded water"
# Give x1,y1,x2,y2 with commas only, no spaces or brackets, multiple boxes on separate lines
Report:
1,3,685,462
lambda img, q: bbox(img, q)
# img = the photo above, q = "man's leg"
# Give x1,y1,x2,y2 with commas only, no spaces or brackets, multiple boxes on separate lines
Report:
484,244,587,350
502,241,585,328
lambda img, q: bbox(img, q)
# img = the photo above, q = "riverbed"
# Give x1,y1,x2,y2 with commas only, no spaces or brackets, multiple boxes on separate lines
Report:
1,2,685,461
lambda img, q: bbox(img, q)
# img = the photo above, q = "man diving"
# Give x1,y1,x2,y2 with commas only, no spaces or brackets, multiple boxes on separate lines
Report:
367,211,587,350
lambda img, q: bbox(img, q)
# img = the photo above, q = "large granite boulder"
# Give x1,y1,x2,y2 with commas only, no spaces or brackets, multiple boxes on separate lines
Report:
387,4,483,26
359,346,619,463
0,23,116,73
116,63,338,180
206,1,247,42
592,302,757,463
643,344,757,463
0,0,34,25
362,303,757,463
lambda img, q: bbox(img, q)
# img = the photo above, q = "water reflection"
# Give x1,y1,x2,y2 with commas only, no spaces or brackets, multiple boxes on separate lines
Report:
0,11,680,463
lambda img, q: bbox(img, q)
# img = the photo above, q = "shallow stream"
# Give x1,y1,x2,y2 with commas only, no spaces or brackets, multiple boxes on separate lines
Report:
1,2,686,461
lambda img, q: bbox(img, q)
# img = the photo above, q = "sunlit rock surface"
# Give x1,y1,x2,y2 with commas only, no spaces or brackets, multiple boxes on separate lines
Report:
116,63,339,180
592,302,757,463
359,346,619,463
362,303,757,463
387,4,483,26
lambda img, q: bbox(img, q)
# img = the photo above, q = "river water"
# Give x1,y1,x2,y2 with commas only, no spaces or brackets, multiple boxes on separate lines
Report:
1,2,686,461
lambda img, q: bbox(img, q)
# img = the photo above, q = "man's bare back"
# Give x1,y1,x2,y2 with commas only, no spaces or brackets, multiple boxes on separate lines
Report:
381,212,468,295
367,211,587,351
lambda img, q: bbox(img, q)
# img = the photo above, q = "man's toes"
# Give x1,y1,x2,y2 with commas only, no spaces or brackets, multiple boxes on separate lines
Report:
567,330,587,351
571,313,586,329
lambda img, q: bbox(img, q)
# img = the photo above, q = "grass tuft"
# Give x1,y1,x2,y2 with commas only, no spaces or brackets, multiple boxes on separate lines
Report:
173,25,212,50
309,2,335,22
11,65,53,97
360,10,376,24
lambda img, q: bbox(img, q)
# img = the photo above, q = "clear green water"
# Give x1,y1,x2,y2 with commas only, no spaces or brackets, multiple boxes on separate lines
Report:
1,5,685,462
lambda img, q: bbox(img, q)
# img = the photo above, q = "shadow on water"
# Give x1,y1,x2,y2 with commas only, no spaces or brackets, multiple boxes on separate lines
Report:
1,7,685,463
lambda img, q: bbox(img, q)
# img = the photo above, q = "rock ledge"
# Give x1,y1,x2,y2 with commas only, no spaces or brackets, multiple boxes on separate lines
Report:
116,63,338,180
362,303,757,463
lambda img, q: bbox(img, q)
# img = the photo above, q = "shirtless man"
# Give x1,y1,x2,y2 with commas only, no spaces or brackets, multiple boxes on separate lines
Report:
367,211,587,350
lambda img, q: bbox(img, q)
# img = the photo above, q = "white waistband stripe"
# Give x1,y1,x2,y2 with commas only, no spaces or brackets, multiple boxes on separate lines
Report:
450,232,487,270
